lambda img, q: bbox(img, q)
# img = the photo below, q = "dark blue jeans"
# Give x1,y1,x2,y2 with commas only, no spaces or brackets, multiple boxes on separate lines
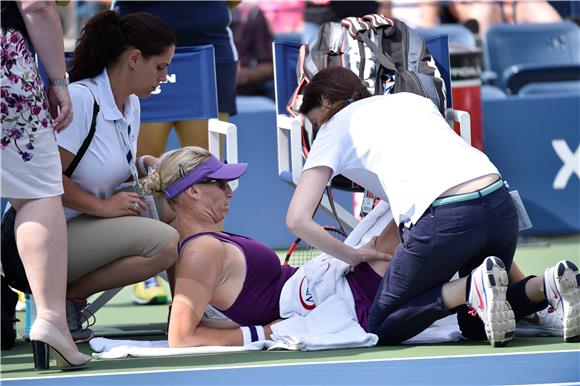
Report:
367,186,545,345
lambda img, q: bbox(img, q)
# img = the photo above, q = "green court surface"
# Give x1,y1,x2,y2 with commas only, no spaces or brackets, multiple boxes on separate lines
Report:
1,235,579,381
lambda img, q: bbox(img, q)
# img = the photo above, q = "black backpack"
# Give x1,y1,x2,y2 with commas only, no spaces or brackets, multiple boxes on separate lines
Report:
287,14,446,191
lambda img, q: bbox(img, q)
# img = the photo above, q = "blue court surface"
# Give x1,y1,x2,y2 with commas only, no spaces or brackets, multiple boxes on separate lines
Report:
3,350,579,386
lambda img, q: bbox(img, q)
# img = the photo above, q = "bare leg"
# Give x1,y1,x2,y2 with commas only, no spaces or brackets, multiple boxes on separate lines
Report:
508,262,526,283
442,273,548,309
513,1,561,24
11,196,75,347
524,276,546,303
448,1,501,36
136,121,173,157
175,112,229,151
66,234,179,299
442,277,469,309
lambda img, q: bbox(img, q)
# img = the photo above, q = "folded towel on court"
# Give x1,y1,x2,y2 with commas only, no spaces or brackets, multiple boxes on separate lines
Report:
271,294,378,350
89,338,266,359
404,314,464,344
90,314,462,359
90,313,462,359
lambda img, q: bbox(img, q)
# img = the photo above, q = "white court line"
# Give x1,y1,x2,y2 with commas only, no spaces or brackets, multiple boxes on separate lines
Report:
504,383,580,386
3,348,579,382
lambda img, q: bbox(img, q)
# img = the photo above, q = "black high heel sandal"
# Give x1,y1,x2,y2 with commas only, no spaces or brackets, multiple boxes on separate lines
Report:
32,341,49,370
29,319,91,370
32,340,90,370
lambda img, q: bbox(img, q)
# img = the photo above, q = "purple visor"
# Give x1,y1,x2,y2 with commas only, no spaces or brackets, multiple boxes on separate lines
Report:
163,155,248,199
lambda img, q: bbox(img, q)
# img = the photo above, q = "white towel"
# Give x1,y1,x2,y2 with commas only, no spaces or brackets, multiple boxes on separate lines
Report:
278,201,393,319
272,201,394,350
403,314,464,344
344,200,393,248
89,338,265,359
271,294,378,351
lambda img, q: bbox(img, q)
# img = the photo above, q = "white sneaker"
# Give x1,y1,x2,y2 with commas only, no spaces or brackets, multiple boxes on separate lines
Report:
516,307,564,337
543,260,580,342
467,256,515,347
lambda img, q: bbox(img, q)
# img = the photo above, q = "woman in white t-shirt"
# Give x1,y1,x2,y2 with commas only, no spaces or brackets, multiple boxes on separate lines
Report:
286,67,580,346
55,10,179,342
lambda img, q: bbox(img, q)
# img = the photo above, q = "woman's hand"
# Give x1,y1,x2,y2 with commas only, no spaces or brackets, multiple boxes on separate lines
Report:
48,85,73,133
264,319,283,340
100,191,147,217
141,155,160,169
354,236,393,265
137,155,161,177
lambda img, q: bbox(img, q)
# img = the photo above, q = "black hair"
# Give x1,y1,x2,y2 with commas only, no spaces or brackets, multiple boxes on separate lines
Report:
69,10,176,82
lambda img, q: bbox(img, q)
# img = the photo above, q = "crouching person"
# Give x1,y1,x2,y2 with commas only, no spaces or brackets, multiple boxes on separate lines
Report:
57,10,179,341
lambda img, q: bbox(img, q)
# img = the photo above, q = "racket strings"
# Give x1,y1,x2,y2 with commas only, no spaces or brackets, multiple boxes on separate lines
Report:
284,227,347,267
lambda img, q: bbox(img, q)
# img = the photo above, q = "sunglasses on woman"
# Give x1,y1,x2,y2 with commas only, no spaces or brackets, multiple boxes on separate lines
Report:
199,179,229,190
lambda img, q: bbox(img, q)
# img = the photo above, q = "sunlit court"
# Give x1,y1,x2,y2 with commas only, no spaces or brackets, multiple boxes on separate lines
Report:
1,1,579,385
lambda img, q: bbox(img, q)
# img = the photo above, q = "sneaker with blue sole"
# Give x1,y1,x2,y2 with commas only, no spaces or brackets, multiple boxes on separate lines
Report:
544,260,580,342
467,256,515,347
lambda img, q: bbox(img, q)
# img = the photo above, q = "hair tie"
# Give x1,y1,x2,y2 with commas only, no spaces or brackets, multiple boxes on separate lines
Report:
345,97,354,105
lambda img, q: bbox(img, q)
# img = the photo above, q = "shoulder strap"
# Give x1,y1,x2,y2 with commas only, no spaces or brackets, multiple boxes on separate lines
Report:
63,84,99,178
177,232,245,255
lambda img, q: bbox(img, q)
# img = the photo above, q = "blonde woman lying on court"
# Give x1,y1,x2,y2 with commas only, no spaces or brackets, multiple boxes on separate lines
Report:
143,146,578,347
142,146,393,347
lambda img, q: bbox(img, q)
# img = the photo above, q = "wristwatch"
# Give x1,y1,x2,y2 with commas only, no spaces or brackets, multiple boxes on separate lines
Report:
48,72,69,87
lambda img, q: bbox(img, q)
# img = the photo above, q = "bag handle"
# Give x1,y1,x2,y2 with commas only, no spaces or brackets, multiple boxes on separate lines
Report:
340,16,398,73
63,84,99,178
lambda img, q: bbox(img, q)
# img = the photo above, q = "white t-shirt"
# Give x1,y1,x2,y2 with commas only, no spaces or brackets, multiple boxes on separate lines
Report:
303,93,499,227
57,69,141,220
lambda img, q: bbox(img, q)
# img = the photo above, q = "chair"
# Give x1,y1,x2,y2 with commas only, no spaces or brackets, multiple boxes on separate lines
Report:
484,21,580,93
273,32,303,45
518,80,580,95
35,46,240,327
417,24,476,49
273,35,471,233
481,85,507,100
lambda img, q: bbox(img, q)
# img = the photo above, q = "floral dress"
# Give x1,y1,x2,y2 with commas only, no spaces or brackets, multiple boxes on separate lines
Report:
1,28,63,198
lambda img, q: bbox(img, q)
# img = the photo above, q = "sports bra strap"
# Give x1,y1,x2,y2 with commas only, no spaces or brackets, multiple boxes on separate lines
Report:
177,231,248,255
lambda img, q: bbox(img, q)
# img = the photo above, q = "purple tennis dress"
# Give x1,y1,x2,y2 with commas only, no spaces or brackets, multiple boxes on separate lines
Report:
179,232,382,330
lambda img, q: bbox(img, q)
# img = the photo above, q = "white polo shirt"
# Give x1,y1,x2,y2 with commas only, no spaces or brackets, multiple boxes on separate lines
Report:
303,93,499,227
57,69,141,220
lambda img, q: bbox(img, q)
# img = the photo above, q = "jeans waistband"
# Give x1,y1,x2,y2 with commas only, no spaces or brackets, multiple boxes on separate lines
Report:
431,179,506,208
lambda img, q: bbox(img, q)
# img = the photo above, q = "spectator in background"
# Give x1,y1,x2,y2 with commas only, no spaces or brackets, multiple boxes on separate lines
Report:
256,0,305,33
445,0,561,37
115,0,239,306
231,2,275,100
76,1,111,33
378,0,440,28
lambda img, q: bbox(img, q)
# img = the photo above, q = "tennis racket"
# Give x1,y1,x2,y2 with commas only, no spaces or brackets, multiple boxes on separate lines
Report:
284,226,347,267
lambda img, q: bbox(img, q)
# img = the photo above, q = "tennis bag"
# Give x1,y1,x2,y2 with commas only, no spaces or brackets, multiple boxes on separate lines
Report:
288,14,446,191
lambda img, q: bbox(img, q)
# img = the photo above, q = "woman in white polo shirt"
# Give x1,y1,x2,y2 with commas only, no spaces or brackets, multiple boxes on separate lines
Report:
286,67,580,346
55,10,179,341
